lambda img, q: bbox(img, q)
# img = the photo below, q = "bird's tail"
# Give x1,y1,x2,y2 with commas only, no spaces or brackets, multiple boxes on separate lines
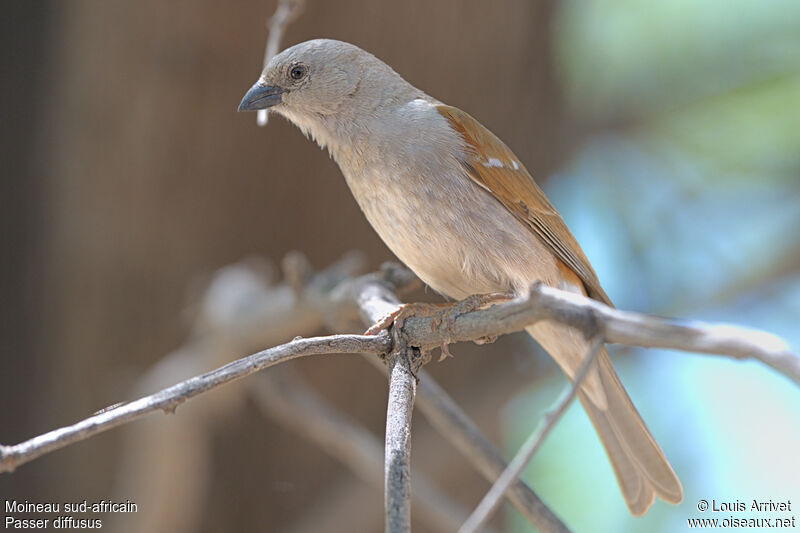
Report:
525,322,682,515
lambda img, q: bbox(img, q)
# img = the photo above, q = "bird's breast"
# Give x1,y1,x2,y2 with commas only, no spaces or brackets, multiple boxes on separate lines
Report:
338,147,560,300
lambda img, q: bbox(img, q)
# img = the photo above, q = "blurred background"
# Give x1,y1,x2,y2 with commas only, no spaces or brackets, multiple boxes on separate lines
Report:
2,1,799,532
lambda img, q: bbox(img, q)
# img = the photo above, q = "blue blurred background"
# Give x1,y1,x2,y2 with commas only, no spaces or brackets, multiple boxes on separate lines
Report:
507,1,800,531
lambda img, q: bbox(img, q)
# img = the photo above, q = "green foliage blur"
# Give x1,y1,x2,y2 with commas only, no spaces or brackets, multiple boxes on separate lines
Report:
506,2,800,531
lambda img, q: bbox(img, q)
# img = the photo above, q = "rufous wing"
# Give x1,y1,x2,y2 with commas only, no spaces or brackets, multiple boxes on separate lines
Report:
438,106,685,514
436,104,612,307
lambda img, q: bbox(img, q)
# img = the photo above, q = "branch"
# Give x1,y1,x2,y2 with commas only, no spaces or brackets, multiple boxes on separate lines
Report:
396,282,800,386
343,275,571,533
459,337,604,533
384,344,421,533
412,369,571,533
346,273,798,531
0,334,388,474
343,272,430,533
252,368,487,533
3,258,560,533
106,253,366,533
5,256,795,533
257,0,305,126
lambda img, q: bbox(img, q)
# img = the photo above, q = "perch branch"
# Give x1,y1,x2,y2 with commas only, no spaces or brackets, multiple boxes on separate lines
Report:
105,254,366,533
412,368,571,533
343,272,429,533
0,334,388,474
4,258,796,533
395,282,800,386
252,368,485,533
459,337,604,533
384,343,422,533
4,258,558,533
344,275,571,533
347,273,798,530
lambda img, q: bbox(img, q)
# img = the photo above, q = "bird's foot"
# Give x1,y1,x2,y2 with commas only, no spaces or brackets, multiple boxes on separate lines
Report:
452,291,515,317
364,292,513,361
433,291,514,334
431,291,514,360
365,302,456,362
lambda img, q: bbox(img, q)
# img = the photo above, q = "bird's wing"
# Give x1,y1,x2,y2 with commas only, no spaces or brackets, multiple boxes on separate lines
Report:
436,104,612,306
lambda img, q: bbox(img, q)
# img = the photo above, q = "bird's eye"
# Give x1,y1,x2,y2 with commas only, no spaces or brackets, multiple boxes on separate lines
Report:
289,64,308,80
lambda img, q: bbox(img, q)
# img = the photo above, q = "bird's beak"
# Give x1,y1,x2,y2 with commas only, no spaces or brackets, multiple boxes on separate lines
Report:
237,83,284,111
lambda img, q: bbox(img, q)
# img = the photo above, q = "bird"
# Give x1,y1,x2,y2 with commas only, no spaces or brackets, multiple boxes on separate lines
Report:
238,38,682,515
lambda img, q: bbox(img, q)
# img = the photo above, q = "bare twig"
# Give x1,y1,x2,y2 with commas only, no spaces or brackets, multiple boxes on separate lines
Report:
368,358,572,533
384,344,423,533
346,276,571,533
347,271,427,533
3,259,561,533
257,0,305,126
108,254,364,533
4,257,796,533
0,334,388,473
396,283,800,386
459,337,605,533
102,257,361,533
412,368,571,533
253,368,485,533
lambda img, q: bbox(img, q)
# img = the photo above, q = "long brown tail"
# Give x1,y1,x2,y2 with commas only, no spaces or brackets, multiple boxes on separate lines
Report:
526,322,682,515
580,350,682,514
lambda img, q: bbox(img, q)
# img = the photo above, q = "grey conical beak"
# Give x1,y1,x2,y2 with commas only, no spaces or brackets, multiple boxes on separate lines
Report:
237,83,284,111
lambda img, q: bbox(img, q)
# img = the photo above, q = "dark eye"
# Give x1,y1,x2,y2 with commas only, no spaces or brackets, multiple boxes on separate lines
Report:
289,64,307,80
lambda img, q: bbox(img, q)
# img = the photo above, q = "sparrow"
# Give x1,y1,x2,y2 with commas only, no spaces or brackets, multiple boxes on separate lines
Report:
238,38,682,515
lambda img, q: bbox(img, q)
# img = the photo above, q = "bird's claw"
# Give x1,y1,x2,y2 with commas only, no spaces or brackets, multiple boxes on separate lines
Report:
438,341,454,362
364,292,513,359
433,291,513,353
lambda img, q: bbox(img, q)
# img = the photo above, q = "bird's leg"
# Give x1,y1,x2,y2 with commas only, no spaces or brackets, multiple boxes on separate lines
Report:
427,291,515,360
432,292,515,355
449,291,516,318
364,301,457,363
364,292,514,361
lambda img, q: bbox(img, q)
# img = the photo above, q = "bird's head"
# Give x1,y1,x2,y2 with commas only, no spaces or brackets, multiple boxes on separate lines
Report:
238,39,422,148
239,39,381,117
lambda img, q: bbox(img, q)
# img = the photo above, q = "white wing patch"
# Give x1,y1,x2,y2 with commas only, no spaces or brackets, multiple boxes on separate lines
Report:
481,157,520,170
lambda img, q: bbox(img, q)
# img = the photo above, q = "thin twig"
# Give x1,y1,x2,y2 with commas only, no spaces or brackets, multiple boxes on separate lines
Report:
0,334,388,473
384,344,421,533
257,0,305,126
412,367,572,533
106,255,364,533
3,258,796,533
337,272,419,532
459,336,605,533
3,261,559,532
361,357,571,533
252,368,486,533
348,276,571,533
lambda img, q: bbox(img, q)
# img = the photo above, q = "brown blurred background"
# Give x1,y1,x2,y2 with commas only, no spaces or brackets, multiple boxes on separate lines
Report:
5,1,800,532
2,1,568,531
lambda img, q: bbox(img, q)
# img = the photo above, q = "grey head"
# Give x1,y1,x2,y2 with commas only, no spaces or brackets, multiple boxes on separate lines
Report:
238,39,426,148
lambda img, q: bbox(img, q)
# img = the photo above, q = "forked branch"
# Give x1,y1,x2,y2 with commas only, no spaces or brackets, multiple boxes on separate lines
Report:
2,260,797,533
